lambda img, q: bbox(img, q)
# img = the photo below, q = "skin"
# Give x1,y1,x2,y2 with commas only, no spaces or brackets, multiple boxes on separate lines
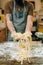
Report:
39,23,43,26
5,0,33,34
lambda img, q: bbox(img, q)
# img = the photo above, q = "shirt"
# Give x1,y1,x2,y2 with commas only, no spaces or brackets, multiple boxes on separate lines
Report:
4,0,33,15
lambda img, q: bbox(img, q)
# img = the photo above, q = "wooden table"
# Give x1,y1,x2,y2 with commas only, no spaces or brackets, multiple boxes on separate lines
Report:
0,28,7,42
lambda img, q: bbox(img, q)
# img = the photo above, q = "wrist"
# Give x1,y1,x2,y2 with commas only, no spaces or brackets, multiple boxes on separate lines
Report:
11,31,16,37
25,31,32,36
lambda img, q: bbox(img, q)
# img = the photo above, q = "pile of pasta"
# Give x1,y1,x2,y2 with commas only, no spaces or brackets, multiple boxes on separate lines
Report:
13,32,32,64
13,32,32,41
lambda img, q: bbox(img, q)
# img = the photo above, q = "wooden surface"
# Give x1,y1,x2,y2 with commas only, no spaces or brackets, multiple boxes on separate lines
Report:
0,28,7,42
0,58,43,65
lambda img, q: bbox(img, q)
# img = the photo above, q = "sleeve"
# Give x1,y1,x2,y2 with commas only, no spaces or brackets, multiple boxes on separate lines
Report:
4,1,11,14
27,3,33,16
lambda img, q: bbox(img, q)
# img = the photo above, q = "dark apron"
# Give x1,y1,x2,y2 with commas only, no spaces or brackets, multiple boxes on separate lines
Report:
8,1,27,41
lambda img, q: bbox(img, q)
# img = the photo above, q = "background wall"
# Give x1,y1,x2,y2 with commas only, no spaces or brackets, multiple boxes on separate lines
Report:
0,0,1,8
0,0,10,9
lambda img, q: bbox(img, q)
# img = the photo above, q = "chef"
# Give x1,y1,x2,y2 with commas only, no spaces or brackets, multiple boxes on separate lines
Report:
4,0,33,41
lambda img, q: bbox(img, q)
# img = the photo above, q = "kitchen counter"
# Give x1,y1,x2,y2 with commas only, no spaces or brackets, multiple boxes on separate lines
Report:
0,41,43,65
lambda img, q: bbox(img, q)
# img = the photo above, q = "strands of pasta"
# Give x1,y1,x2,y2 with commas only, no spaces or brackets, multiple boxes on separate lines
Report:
13,32,32,64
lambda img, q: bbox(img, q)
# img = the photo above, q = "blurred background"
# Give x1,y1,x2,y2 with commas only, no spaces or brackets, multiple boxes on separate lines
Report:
0,0,43,42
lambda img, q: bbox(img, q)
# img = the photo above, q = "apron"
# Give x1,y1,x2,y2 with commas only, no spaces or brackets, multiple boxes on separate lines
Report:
8,1,27,41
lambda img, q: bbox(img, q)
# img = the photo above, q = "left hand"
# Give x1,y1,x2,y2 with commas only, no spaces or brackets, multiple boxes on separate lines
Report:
12,32,22,40
20,32,32,40
23,32,32,37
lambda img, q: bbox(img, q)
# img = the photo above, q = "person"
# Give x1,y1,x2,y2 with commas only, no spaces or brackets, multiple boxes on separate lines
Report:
4,0,33,41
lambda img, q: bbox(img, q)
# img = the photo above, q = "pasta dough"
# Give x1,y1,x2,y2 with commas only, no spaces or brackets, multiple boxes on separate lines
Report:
13,32,32,64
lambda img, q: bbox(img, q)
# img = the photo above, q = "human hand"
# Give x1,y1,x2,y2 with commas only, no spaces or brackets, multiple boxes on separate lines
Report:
21,32,32,41
11,31,22,40
23,31,32,37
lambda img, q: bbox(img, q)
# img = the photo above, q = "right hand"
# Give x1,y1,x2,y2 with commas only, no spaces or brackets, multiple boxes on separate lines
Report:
21,32,32,39
11,31,22,40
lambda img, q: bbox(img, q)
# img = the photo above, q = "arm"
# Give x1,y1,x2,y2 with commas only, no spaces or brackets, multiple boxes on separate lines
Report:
25,15,33,32
25,2,34,32
5,14,16,33
4,1,15,34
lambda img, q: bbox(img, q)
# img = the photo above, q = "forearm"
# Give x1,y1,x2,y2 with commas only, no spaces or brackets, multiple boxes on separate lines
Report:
7,20,15,33
5,14,16,33
25,15,33,32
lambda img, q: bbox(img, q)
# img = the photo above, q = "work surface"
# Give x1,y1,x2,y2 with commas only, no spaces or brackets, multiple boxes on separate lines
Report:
0,41,43,65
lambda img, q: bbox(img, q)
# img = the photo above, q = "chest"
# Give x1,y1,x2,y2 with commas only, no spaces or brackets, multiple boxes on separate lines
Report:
13,5,28,18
